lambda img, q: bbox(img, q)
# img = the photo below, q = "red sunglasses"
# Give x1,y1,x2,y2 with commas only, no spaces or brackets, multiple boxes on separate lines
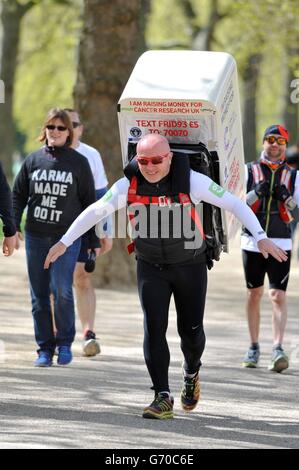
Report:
136,153,169,166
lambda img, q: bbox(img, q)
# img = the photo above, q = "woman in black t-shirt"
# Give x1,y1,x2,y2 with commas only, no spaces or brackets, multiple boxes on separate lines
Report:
13,108,97,367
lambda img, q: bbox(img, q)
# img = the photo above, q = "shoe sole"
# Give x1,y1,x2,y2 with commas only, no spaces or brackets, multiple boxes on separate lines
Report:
57,360,72,366
34,363,52,368
142,410,174,419
242,362,258,368
268,357,289,373
83,339,101,357
181,400,199,412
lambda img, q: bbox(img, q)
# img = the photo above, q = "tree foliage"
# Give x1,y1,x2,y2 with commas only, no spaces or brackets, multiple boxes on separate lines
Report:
1,0,299,167
147,0,299,151
13,0,83,156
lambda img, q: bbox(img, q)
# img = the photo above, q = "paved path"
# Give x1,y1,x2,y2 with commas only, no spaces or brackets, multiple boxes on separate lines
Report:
0,239,299,449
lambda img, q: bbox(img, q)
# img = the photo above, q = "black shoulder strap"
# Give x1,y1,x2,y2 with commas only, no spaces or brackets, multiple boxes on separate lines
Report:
170,153,190,194
123,157,139,180
246,162,254,191
290,167,297,194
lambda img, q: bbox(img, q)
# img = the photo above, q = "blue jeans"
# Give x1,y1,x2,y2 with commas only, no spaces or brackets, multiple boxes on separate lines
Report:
25,231,81,353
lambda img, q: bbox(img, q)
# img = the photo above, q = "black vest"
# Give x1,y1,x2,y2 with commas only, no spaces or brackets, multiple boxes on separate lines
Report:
245,161,296,238
124,156,207,266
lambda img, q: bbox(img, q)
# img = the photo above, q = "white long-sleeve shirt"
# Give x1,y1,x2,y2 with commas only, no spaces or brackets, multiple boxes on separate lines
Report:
61,170,266,248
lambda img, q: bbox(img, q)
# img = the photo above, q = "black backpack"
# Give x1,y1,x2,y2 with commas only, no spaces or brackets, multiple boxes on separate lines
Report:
126,141,226,269
170,142,225,269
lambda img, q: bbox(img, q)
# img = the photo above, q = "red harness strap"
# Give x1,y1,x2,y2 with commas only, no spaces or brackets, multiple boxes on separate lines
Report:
128,177,173,206
178,193,205,240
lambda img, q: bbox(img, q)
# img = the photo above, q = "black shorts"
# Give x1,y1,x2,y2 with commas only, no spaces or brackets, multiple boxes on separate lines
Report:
77,235,100,263
242,249,291,291
76,236,89,263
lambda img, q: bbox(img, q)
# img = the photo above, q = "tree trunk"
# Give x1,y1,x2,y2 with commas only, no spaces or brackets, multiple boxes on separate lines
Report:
181,0,223,51
242,53,262,162
0,0,70,177
74,0,147,286
0,0,35,177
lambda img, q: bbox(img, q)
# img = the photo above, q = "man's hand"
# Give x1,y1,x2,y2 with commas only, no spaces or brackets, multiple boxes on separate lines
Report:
93,248,101,257
2,235,16,257
44,241,67,269
273,184,291,202
273,184,297,211
255,181,270,198
99,238,113,255
257,239,288,262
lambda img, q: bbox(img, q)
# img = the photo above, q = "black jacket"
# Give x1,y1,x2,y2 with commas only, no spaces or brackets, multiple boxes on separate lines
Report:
245,161,296,238
0,162,16,237
13,145,98,246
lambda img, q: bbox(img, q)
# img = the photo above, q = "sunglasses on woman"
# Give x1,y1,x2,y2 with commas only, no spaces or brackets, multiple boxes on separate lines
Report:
265,136,287,146
46,125,68,132
136,153,169,166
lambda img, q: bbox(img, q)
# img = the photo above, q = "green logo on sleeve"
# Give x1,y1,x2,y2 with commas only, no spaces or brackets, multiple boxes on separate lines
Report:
102,189,113,202
208,182,225,198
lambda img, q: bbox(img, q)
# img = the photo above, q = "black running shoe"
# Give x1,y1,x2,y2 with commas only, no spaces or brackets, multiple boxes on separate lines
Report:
143,392,174,419
181,372,200,411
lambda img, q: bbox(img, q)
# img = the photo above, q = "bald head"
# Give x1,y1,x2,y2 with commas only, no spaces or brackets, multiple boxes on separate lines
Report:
136,134,173,183
136,134,170,157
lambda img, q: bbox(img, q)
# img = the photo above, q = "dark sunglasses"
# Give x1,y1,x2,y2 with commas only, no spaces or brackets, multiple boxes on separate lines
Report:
265,136,287,146
72,122,81,128
136,154,169,166
46,124,68,132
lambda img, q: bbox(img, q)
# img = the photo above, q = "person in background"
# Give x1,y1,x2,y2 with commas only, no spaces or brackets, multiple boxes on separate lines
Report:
286,141,299,244
0,162,16,256
13,108,98,367
64,108,113,357
242,125,299,373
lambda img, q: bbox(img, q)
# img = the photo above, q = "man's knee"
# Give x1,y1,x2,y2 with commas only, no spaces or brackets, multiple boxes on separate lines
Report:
73,265,92,290
269,289,286,304
32,297,51,314
247,287,264,302
179,325,205,348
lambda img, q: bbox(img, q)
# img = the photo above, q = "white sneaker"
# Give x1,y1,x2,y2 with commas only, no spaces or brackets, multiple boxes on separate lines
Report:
268,348,289,373
83,330,101,357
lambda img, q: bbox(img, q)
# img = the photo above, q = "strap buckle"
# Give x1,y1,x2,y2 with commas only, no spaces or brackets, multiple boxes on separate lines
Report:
158,196,170,207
